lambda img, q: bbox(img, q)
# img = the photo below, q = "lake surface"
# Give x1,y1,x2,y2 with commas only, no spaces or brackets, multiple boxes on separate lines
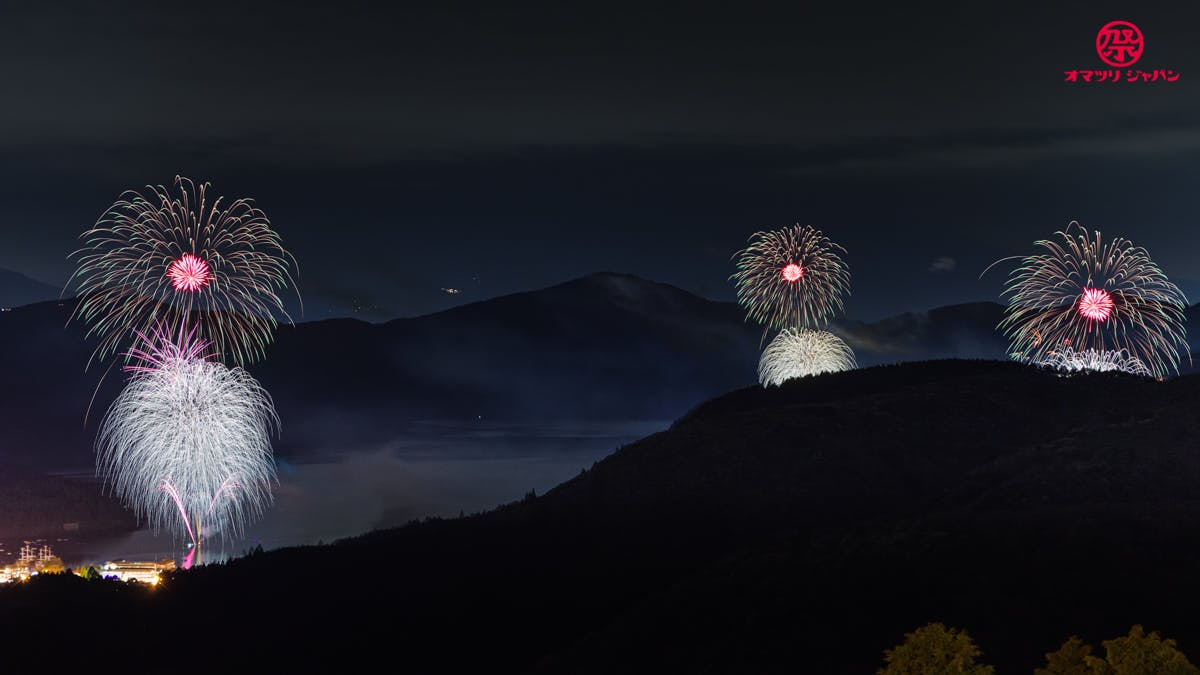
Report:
55,419,666,567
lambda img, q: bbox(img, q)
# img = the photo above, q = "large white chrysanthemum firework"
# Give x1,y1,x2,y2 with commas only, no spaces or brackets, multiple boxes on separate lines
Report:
97,328,278,565
758,328,856,386
1037,347,1152,377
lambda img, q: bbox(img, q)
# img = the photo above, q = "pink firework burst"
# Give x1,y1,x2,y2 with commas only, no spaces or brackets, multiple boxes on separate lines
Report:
781,263,804,282
166,253,212,292
1077,287,1114,322
123,324,213,379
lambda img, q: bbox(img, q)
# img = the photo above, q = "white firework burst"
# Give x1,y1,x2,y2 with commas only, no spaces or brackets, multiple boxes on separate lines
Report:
758,328,856,386
1037,347,1152,377
97,328,279,560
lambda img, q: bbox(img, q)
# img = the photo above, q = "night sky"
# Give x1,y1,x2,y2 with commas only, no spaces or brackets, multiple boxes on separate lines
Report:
2,1,1199,320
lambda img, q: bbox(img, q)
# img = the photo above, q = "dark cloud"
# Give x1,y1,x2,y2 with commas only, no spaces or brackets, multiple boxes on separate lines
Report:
1,2,1199,320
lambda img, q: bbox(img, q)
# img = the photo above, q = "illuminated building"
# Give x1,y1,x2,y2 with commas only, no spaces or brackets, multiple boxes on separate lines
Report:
99,559,176,584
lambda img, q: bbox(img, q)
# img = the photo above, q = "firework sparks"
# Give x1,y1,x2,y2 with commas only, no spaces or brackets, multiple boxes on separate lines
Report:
758,328,856,386
68,176,299,367
731,224,850,332
123,325,212,379
96,328,279,565
1038,347,1152,377
993,222,1188,378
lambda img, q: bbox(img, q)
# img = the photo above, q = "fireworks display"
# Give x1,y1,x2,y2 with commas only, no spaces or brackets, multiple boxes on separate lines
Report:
731,224,851,333
1037,347,1152,377
758,328,856,386
995,222,1188,379
96,328,279,566
68,176,298,367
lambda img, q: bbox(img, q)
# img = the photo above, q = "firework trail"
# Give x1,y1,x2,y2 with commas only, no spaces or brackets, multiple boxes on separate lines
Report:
758,328,856,386
1037,347,1152,377
68,176,299,367
731,224,851,333
991,222,1188,379
97,327,278,566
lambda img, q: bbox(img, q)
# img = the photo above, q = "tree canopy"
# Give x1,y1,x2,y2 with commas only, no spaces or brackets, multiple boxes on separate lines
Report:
879,622,995,675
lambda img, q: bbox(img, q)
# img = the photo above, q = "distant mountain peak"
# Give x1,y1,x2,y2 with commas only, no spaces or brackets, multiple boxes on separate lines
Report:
0,267,60,309
561,271,689,293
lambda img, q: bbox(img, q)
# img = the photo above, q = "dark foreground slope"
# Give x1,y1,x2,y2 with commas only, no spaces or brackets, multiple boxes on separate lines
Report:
5,360,1200,673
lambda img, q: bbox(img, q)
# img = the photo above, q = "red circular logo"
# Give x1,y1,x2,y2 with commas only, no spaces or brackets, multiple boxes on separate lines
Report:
1096,20,1144,67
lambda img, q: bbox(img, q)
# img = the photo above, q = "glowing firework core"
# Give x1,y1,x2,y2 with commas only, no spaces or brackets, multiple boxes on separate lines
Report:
781,263,804,283
1077,287,1114,322
167,253,212,293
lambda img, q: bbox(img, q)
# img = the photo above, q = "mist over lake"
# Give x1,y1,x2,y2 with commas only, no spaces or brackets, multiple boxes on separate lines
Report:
73,420,666,565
